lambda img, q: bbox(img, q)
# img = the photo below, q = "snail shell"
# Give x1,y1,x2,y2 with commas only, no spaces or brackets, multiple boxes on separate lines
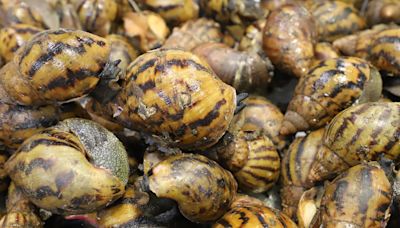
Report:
0,28,111,106
366,0,400,26
2,2,48,28
281,128,324,219
309,102,400,183
281,57,382,135
313,42,339,64
297,186,324,228
5,118,129,215
100,49,237,150
263,4,317,78
217,131,280,193
147,153,237,223
318,162,392,227
106,34,138,75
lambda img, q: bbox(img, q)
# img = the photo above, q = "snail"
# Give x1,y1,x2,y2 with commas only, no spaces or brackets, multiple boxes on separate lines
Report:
143,153,238,223
229,95,285,150
366,0,400,26
122,10,170,52
239,19,267,58
263,4,317,78
76,0,118,37
0,28,119,106
0,24,43,63
217,130,280,193
5,118,129,215
317,162,392,227
308,102,400,183
192,42,273,94
310,1,366,42
106,34,138,75
162,18,223,51
47,0,82,29
281,57,382,135
281,128,324,219
92,48,239,150
368,28,400,77
1,1,48,29
0,182,43,228
313,42,340,64
297,186,324,228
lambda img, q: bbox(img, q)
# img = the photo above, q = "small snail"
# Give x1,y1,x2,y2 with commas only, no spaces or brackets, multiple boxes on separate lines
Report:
93,49,238,150
309,102,400,183
281,128,324,219
0,28,117,106
368,28,400,77
76,0,118,36
5,118,129,215
192,42,273,94
144,153,238,223
310,1,366,42
0,182,43,228
217,130,280,193
317,162,392,227
0,24,43,63
163,18,223,51
138,0,199,25
281,57,382,135
263,4,317,78
122,10,170,52
229,95,285,150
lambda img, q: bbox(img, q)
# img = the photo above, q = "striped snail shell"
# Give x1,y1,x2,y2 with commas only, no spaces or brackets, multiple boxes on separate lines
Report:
5,118,129,215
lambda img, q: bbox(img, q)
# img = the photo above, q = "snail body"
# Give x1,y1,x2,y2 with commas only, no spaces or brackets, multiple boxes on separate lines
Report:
309,102,400,183
281,57,382,135
97,49,237,150
146,153,238,223
263,4,317,78
0,28,112,106
5,118,129,215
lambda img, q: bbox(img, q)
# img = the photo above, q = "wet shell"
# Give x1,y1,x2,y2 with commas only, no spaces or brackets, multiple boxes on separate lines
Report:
263,4,317,78
77,0,117,36
163,18,223,51
281,128,324,219
0,24,43,63
281,57,382,135
318,163,392,227
217,131,280,193
101,49,237,150
366,0,400,26
213,204,297,228
147,153,237,223
0,103,59,151
368,28,400,77
192,42,273,94
309,102,400,183
229,95,285,150
311,1,366,42
5,118,129,215
0,28,110,106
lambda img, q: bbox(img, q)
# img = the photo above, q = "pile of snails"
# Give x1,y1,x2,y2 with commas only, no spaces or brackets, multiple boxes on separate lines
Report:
0,0,398,227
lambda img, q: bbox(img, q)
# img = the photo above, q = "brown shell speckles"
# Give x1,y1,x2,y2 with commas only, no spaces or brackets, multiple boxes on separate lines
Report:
281,57,382,135
102,48,237,150
147,153,237,223
0,28,111,106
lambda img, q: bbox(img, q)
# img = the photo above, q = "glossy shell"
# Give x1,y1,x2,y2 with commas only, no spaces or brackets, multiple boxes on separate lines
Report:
319,163,392,227
106,49,236,150
281,57,382,135
281,128,324,219
163,18,222,51
213,204,297,228
0,29,110,106
368,28,400,77
141,0,199,25
309,102,400,183
263,4,317,78
229,95,285,150
0,24,43,63
311,1,366,42
77,0,117,36
218,131,280,193
5,118,129,215
148,153,237,223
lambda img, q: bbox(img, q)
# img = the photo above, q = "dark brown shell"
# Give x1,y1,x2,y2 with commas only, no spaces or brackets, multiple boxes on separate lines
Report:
192,42,273,94
147,153,238,223
263,4,317,78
